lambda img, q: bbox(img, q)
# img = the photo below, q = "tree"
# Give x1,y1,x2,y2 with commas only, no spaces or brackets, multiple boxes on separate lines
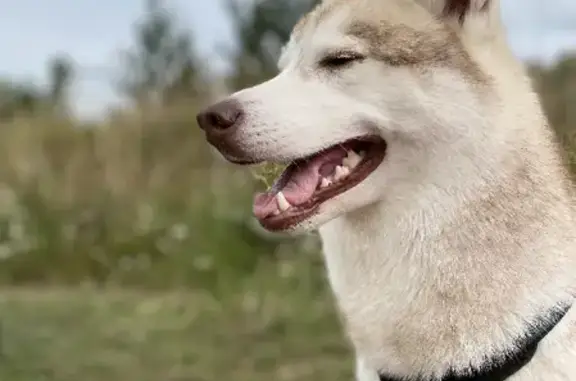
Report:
224,0,319,90
0,55,74,122
119,0,202,108
0,79,42,121
47,54,74,116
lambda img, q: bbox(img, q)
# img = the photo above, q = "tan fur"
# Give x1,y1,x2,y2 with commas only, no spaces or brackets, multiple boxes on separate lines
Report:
346,21,486,82
199,0,576,379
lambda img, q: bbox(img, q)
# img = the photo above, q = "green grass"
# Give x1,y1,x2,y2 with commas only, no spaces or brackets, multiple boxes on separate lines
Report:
0,261,353,381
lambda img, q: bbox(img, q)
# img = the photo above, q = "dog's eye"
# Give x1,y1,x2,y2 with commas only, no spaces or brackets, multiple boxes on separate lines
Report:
319,52,365,69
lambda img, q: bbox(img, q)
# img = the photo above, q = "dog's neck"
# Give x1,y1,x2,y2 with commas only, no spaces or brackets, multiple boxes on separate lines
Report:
318,145,576,377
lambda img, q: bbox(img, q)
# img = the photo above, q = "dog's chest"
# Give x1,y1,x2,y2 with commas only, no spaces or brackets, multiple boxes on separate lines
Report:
318,218,507,376
318,220,576,379
318,221,428,361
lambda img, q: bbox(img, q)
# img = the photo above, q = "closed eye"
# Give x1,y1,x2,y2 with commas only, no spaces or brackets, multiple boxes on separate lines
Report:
319,52,365,69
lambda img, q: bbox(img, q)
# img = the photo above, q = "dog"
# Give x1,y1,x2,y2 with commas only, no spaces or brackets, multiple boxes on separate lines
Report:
197,0,576,379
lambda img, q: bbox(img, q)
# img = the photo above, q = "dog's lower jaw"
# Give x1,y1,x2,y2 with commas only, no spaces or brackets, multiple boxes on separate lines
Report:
317,176,576,379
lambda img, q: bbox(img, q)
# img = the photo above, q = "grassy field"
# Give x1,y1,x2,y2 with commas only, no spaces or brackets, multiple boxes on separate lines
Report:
0,260,353,381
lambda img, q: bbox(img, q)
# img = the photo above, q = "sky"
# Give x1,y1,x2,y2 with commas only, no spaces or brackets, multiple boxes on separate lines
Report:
1,0,575,119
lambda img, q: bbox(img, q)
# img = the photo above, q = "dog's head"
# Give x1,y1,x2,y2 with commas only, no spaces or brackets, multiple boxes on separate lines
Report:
198,0,514,233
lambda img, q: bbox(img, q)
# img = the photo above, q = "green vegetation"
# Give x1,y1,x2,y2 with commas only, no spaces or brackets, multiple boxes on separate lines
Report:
252,162,288,190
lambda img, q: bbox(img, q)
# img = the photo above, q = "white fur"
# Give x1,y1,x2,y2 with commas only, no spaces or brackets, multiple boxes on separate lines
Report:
206,0,576,379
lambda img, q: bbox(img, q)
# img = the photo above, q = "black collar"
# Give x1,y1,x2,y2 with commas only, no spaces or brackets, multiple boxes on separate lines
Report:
379,303,572,381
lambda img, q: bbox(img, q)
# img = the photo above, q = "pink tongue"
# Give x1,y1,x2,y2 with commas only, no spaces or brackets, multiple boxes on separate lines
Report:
253,147,347,220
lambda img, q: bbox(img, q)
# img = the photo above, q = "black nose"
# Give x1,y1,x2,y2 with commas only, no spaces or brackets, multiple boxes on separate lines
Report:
197,99,243,132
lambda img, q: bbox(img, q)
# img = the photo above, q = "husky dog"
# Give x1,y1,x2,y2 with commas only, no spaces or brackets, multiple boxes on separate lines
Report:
197,0,576,379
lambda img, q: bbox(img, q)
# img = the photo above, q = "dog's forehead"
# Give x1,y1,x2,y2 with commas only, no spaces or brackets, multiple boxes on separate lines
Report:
279,3,351,68
279,0,441,69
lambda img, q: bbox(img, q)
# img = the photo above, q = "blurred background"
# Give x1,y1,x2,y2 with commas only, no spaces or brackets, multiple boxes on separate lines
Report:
0,0,574,380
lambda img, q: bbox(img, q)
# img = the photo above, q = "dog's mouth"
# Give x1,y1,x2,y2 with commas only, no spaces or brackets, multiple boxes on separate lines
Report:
253,136,387,231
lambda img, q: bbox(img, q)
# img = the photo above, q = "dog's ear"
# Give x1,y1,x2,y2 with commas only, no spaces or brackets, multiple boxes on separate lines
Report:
444,0,490,22
417,0,497,22
416,0,501,35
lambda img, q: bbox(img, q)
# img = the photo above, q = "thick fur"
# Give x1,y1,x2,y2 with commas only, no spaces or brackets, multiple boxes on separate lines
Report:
201,0,576,379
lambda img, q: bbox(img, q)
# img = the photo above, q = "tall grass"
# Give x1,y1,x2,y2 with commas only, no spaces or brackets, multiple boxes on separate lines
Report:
0,101,316,290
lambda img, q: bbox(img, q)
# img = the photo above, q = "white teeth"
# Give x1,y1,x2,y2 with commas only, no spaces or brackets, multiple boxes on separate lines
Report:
320,177,332,188
276,191,291,212
342,150,362,169
333,165,350,181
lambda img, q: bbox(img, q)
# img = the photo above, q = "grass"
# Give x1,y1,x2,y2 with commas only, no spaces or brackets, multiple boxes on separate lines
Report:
0,258,353,381
0,106,283,288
